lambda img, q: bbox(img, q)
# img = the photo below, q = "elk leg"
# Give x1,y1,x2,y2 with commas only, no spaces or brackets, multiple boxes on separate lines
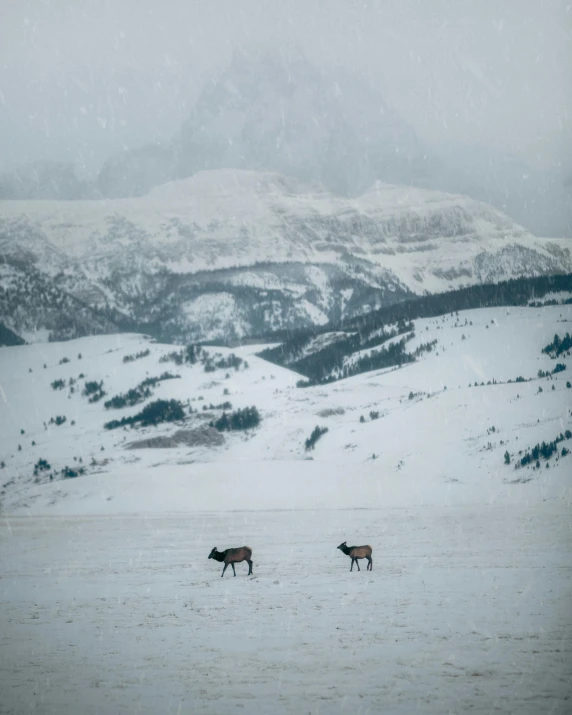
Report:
356,560,361,571
350,558,354,571
221,563,228,577
247,560,253,575
232,563,236,577
368,557,372,571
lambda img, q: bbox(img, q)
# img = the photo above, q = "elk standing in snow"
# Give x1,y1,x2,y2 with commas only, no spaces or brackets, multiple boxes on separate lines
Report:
208,546,253,577
337,541,373,571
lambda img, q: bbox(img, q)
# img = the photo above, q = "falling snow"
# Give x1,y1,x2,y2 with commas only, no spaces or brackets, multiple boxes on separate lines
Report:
1,2,571,712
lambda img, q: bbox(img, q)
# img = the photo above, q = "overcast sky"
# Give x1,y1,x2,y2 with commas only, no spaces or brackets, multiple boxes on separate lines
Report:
1,0,570,174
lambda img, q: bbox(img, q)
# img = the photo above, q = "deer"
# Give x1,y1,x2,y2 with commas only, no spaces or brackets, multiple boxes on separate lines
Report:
208,546,253,577
337,541,373,571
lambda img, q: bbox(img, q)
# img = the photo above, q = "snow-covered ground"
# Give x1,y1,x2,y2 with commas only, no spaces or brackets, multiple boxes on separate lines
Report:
1,304,571,712
1,505,571,714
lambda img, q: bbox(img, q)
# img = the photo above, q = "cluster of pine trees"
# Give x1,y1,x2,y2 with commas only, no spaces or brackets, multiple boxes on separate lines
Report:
212,406,260,432
519,430,572,466
32,458,85,480
538,364,567,379
104,372,180,410
104,399,185,430
204,353,245,373
159,344,203,366
305,426,328,451
122,349,150,363
83,380,105,403
542,333,572,358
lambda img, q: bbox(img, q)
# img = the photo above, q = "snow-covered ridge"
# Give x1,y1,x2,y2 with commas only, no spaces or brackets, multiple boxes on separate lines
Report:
0,170,549,267
1,170,571,343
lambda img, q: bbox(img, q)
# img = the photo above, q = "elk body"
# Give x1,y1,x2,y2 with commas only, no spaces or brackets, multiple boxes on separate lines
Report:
337,541,373,571
208,546,253,577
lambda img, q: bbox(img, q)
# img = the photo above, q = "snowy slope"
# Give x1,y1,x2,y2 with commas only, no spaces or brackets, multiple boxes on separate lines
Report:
1,303,570,515
1,169,571,343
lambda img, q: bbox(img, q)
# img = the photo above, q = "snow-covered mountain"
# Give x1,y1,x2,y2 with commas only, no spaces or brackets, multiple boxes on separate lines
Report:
2,51,570,237
89,51,572,238
1,169,570,343
174,51,421,196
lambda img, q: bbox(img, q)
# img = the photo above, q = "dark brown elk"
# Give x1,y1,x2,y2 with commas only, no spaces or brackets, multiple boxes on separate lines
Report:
337,541,373,571
208,546,253,577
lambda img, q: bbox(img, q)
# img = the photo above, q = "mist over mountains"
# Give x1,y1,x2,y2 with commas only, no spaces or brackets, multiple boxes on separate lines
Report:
1,52,570,237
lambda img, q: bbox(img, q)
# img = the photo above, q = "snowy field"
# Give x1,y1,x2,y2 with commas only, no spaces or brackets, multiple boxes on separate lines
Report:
1,304,571,712
2,504,571,714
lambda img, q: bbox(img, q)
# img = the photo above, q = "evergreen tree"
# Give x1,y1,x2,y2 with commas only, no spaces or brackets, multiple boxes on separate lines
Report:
305,426,328,451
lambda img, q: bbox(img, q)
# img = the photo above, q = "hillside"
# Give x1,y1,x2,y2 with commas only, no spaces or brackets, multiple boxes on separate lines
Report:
1,170,570,344
1,303,570,514
259,274,572,383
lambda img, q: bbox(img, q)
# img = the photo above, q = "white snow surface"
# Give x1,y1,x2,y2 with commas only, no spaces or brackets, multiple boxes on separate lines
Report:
1,304,571,713
2,505,570,714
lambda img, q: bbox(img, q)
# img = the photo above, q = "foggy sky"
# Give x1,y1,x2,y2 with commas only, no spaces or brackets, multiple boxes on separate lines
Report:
1,0,570,175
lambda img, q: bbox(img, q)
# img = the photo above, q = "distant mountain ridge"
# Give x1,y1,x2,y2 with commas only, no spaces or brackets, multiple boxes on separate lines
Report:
0,169,570,344
1,51,568,236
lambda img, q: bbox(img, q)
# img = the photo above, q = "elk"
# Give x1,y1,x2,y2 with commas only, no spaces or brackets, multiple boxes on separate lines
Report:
337,541,373,571
208,546,253,577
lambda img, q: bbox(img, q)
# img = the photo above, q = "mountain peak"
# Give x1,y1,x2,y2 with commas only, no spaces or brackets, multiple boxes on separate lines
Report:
174,51,421,195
